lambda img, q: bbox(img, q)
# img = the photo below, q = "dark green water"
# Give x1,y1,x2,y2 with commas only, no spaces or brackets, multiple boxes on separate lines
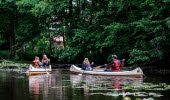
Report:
0,68,170,100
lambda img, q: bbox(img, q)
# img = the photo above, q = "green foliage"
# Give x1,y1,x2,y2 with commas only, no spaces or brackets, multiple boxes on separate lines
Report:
128,49,150,64
0,35,6,46
51,47,82,63
103,22,127,47
0,50,10,59
0,0,169,66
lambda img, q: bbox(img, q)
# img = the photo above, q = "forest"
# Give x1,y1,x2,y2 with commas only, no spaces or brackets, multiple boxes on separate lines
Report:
0,0,169,67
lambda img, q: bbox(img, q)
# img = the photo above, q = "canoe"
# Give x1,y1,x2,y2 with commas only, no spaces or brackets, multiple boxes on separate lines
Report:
26,64,52,75
70,65,143,77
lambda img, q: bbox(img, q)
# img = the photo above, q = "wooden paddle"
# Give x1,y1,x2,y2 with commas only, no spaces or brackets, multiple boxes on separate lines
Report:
45,60,51,74
45,67,49,74
92,65,106,69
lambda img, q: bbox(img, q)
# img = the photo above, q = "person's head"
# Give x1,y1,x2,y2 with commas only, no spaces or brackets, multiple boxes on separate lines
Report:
84,58,88,61
35,56,39,60
84,58,90,64
43,54,47,59
112,55,117,60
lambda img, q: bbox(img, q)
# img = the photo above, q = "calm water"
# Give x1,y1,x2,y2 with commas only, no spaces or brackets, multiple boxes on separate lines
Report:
0,68,170,100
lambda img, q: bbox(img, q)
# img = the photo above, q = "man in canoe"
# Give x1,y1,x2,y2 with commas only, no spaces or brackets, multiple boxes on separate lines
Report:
105,55,125,72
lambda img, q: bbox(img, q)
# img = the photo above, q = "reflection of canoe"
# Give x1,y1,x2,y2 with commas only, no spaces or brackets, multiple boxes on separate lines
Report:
70,74,143,93
70,65,143,77
29,74,51,95
70,74,143,86
26,65,52,75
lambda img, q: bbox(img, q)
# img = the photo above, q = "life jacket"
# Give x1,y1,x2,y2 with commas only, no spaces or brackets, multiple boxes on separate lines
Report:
33,61,40,68
110,60,122,71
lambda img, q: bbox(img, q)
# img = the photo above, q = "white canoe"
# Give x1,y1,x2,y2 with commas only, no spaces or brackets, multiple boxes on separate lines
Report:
70,65,143,77
26,64,52,75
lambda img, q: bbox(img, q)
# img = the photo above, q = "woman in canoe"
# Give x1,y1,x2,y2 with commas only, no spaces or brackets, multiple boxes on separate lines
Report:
82,58,93,71
42,54,50,67
33,56,40,68
105,55,125,72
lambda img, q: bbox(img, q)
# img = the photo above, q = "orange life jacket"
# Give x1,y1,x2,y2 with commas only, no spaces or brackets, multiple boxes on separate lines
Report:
33,61,40,68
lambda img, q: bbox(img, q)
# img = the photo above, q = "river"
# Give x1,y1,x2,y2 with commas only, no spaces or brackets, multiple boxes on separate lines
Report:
0,68,170,100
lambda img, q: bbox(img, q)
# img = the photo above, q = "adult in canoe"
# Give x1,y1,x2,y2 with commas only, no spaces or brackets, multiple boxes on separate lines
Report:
82,58,93,71
105,55,125,72
42,54,50,67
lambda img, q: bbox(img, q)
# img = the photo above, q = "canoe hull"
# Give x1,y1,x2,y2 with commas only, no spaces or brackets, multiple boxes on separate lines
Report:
26,65,52,75
27,71,52,75
70,65,143,77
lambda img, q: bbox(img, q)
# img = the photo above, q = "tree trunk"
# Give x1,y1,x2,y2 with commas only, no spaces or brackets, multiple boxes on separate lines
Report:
68,0,73,17
9,0,17,59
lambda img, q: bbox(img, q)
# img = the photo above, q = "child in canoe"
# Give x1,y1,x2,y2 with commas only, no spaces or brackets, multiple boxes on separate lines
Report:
33,56,40,68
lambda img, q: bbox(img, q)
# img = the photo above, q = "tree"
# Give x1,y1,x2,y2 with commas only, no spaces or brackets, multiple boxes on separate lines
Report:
0,0,169,67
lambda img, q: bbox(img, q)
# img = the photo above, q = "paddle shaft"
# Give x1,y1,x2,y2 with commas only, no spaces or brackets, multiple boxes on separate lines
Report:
45,66,49,74
45,60,51,74
93,65,105,69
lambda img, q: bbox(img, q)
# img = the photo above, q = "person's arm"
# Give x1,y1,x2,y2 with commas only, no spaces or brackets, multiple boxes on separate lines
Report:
107,61,114,67
82,62,86,70
120,59,125,67
47,58,51,65
90,62,94,68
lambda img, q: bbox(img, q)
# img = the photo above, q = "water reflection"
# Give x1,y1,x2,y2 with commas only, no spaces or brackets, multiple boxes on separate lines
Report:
28,70,69,100
69,74,170,100
70,75,143,95
29,74,51,100
23,69,170,100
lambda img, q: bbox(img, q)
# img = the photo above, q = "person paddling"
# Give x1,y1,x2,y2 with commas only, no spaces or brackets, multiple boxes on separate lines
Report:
105,55,125,72
33,56,40,68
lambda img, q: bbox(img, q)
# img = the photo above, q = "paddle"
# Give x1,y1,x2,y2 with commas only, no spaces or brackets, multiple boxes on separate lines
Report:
92,65,106,69
44,66,49,74
45,60,51,75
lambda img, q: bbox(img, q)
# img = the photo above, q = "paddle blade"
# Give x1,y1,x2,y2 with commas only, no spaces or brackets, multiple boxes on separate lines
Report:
93,66,102,69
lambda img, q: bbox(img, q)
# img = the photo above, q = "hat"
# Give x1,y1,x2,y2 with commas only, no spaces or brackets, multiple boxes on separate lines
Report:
112,55,117,59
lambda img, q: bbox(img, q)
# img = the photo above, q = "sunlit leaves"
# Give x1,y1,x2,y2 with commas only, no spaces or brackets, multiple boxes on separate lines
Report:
51,47,82,63
103,22,126,47
163,0,170,3
17,0,39,13
165,17,170,28
128,49,150,64
30,1,53,17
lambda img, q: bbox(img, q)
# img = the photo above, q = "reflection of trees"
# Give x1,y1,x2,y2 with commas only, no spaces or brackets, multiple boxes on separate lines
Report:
0,71,31,100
